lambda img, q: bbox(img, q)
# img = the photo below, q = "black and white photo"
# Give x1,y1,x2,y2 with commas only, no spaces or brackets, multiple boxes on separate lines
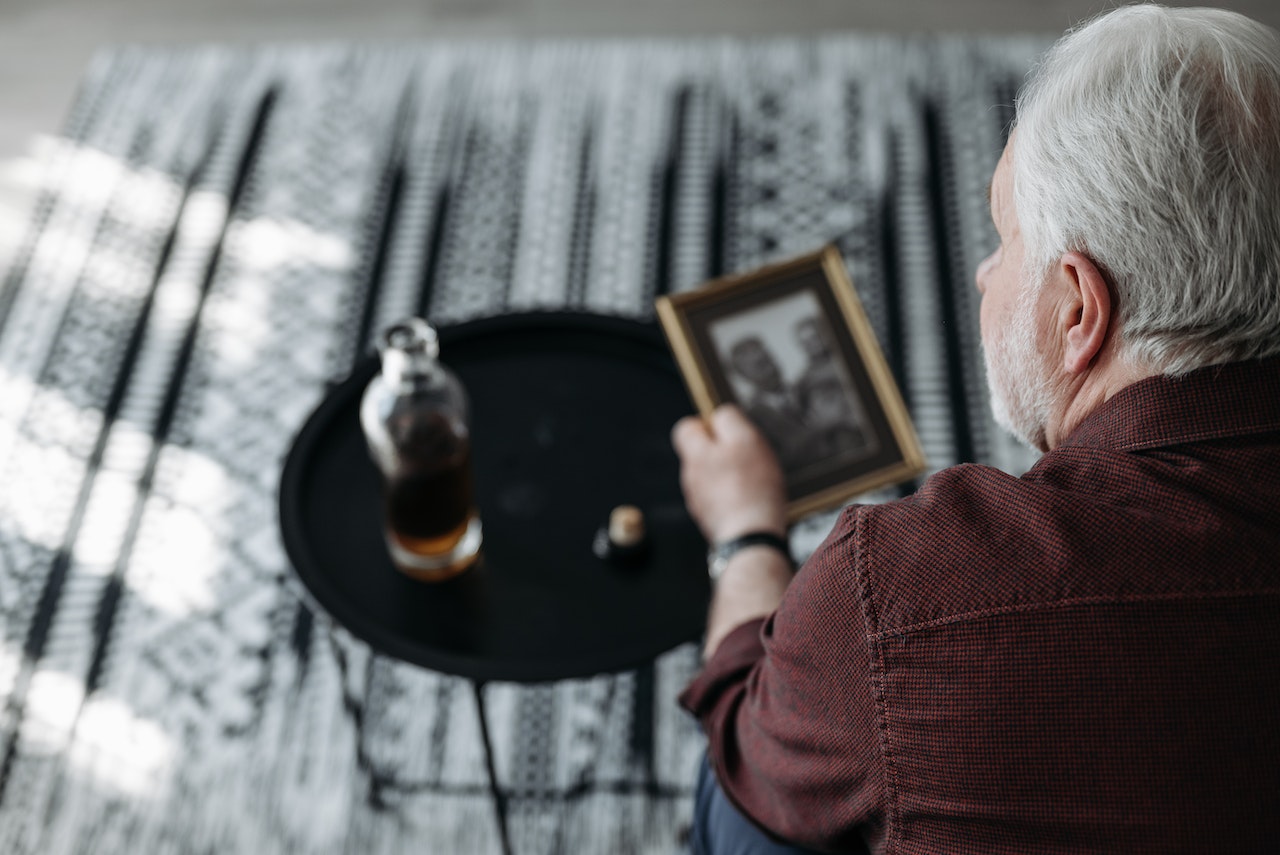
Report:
707,290,876,477
656,245,925,520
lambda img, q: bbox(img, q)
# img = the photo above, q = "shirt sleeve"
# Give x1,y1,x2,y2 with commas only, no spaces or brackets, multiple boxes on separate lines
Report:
678,508,885,852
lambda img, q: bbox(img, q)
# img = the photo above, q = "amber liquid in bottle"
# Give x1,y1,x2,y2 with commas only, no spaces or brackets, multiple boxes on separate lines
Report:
383,417,478,580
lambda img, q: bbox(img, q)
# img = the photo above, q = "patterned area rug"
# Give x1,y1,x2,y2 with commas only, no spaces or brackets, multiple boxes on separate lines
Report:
0,38,1044,854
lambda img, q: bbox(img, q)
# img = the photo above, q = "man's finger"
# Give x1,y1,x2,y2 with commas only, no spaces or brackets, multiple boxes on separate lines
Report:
711,404,759,441
671,414,710,454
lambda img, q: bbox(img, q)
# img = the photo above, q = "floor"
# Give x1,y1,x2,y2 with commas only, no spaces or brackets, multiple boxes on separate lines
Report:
2,0,1278,271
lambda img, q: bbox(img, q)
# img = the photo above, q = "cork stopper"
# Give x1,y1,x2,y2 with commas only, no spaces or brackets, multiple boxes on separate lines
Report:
607,505,645,548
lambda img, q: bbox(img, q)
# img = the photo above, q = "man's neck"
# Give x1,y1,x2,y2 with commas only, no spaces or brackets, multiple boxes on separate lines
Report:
1045,352,1156,449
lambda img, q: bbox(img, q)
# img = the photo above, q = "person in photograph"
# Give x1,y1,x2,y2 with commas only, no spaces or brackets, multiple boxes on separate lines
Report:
792,316,868,460
725,336,818,471
673,5,1280,854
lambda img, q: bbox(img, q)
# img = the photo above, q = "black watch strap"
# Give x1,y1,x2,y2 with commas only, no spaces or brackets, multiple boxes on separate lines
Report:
706,531,793,581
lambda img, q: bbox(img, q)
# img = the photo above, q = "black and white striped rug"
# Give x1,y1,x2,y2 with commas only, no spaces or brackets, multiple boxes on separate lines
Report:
0,38,1044,854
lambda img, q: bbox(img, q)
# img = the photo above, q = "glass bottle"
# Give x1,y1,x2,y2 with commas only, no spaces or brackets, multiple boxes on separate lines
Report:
360,318,482,581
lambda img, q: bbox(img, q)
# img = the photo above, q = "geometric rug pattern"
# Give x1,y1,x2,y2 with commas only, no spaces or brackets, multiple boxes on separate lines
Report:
0,37,1042,853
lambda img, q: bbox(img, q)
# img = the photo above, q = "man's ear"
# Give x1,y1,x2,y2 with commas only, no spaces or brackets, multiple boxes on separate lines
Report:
1058,251,1113,375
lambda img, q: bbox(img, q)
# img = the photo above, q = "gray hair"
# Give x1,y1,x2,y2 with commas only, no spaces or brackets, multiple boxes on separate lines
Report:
1014,4,1280,375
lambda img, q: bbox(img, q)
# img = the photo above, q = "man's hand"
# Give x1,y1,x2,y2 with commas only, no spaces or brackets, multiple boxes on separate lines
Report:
671,405,787,543
672,405,792,659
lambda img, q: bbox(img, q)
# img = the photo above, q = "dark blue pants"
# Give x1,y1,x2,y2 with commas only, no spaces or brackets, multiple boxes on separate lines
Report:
691,755,833,855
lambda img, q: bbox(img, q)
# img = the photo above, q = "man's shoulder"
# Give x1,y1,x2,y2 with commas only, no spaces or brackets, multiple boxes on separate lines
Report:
834,448,1280,635
852,460,1037,543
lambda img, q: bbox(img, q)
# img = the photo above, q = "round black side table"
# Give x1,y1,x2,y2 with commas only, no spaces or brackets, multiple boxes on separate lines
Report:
279,312,710,854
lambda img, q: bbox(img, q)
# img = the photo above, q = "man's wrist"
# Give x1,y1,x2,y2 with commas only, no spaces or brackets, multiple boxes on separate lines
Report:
705,505,786,546
707,531,794,581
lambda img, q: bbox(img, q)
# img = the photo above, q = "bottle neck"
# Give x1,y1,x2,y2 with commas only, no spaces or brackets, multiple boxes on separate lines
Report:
379,318,442,391
381,348,441,390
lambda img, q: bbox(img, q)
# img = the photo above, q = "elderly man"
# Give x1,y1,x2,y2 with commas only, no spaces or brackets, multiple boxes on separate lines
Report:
672,5,1280,854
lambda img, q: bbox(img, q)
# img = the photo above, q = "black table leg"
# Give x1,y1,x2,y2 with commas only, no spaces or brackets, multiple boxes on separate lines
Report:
472,680,514,855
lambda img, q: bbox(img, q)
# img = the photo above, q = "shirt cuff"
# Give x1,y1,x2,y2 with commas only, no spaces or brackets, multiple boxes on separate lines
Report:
678,617,769,716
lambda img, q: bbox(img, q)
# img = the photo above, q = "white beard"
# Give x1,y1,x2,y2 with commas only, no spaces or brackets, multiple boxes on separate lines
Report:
983,294,1056,451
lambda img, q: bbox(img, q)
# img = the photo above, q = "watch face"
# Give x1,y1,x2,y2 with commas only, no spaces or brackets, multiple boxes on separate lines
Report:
706,533,793,582
707,542,735,581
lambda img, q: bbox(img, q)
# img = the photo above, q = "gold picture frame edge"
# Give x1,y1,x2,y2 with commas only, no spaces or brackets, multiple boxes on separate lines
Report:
655,295,719,419
817,245,928,476
787,460,925,520
655,244,929,523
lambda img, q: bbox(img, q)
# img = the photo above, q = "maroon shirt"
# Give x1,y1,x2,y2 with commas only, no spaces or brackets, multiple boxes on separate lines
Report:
681,358,1280,854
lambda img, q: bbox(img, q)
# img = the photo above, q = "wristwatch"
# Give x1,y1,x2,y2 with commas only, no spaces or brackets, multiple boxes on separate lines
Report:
706,531,793,581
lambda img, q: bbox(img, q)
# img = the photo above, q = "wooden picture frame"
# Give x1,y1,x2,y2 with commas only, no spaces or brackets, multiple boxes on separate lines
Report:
655,245,926,521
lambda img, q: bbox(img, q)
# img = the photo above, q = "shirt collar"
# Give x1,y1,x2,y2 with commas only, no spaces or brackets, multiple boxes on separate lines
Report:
1059,357,1280,452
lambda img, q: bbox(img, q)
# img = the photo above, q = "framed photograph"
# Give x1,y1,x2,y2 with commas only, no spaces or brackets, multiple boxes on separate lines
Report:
655,245,926,521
